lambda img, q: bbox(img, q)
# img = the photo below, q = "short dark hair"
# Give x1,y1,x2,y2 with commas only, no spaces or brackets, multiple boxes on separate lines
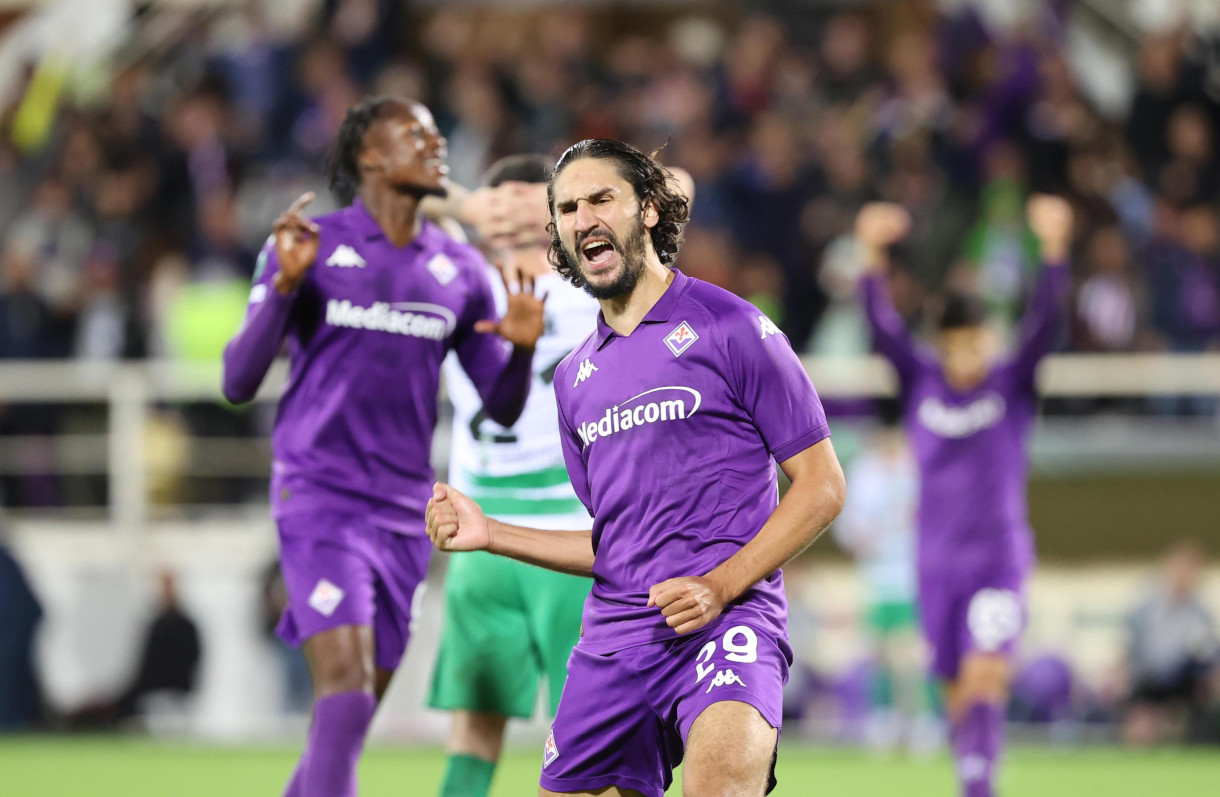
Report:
546,138,690,289
326,96,409,206
937,291,989,331
483,154,553,187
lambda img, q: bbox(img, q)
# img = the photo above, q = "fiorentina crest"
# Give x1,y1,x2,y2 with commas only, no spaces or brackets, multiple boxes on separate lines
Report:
543,728,560,768
664,320,699,357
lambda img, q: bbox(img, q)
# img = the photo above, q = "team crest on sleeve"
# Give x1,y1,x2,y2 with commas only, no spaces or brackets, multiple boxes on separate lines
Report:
543,728,560,767
325,245,366,268
758,314,782,339
426,253,458,286
664,321,699,357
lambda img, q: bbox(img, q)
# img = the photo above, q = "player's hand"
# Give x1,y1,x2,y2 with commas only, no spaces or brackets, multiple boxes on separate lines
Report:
648,575,729,635
426,483,491,552
1026,194,1074,263
474,267,547,350
854,203,911,274
273,192,320,294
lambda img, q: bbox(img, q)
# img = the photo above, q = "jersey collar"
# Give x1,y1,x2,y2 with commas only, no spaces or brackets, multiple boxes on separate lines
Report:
350,198,440,251
594,267,689,349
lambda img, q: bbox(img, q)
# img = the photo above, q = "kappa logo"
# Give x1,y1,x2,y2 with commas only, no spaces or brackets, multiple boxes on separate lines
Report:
308,579,345,617
543,728,560,768
325,244,366,268
572,358,598,387
705,668,746,693
427,253,458,286
759,314,782,339
664,320,699,356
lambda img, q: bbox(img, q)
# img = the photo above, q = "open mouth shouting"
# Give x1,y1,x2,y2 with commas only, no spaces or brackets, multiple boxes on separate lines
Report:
579,232,620,273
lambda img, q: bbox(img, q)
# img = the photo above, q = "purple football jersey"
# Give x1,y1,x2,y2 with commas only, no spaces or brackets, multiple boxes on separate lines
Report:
223,199,530,533
554,269,830,653
861,264,1069,576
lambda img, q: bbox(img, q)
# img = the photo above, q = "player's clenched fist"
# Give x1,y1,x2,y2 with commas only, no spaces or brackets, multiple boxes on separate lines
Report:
854,203,912,273
426,483,492,552
1026,194,1074,262
648,575,728,635
273,192,321,294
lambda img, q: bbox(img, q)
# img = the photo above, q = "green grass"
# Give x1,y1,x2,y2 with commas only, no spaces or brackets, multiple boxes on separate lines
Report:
0,738,1216,796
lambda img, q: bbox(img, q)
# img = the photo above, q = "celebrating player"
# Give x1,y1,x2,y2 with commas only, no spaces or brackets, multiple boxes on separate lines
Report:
855,196,1073,797
427,154,601,797
426,138,846,797
221,97,544,797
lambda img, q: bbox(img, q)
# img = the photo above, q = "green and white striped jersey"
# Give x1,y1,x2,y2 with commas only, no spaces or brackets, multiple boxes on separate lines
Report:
444,269,599,530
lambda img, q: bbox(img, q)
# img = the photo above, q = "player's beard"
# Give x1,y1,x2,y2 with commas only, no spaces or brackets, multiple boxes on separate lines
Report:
575,215,649,300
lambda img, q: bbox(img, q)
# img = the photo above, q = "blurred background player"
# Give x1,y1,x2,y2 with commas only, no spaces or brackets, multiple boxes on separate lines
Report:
833,404,939,754
426,154,599,797
854,195,1074,797
221,96,544,797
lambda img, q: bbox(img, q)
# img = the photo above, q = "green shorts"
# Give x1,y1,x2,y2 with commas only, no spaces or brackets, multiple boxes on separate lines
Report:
428,550,591,718
867,600,918,634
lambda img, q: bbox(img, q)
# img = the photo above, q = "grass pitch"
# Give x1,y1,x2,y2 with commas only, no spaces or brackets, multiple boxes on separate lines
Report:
0,738,1216,796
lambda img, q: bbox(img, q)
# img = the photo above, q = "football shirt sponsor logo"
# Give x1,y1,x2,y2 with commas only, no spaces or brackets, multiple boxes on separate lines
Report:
917,392,1006,439
664,320,699,356
308,579,345,617
572,358,598,387
325,244,366,268
575,386,702,447
325,300,456,340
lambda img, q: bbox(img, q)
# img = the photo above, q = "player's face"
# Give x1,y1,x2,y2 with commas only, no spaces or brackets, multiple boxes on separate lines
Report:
492,239,550,279
365,102,448,197
936,326,997,391
552,158,655,299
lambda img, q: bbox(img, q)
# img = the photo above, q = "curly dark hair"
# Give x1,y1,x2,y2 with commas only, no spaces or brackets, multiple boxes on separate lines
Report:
326,96,408,206
546,139,690,289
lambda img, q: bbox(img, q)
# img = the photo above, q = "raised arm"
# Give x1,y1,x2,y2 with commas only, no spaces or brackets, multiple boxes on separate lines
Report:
454,264,545,427
1011,195,1074,389
222,193,318,404
855,203,926,384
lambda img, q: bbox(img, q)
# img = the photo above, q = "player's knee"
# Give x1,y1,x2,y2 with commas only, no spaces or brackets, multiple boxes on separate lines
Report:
682,762,768,797
312,653,375,696
957,655,1010,703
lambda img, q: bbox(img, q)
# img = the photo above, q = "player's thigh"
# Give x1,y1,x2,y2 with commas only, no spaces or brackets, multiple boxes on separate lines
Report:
368,529,432,673
521,565,592,714
302,624,376,696
429,552,539,717
683,701,777,797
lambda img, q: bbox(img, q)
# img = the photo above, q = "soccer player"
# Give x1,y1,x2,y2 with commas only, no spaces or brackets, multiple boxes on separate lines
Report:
427,138,847,797
428,154,600,797
833,408,938,752
221,97,544,797
854,196,1073,797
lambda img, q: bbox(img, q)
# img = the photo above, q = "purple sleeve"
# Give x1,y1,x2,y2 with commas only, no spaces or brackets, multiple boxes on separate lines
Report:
222,240,297,404
860,273,926,387
453,256,533,427
1009,261,1070,391
725,309,830,464
556,387,594,517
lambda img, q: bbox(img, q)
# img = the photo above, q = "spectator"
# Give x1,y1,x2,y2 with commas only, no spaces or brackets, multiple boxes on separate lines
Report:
114,571,203,723
1124,541,1219,745
0,524,43,732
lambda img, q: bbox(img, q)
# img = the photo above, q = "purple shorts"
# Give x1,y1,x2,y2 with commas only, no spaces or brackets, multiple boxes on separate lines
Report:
918,567,1026,681
539,620,790,797
276,509,432,672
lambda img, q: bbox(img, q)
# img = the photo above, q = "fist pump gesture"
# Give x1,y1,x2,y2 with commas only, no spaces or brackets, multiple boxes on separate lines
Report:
273,192,320,294
426,483,491,552
1026,193,1074,263
854,203,912,274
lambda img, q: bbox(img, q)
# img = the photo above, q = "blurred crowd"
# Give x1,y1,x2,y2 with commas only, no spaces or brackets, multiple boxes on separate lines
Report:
2,1,1220,368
